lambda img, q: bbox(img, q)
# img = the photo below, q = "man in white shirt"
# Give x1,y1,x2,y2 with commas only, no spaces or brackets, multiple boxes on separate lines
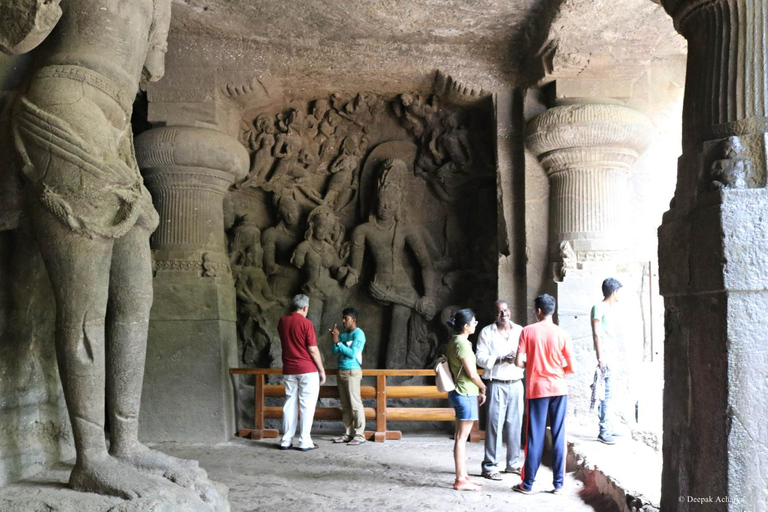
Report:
476,300,525,480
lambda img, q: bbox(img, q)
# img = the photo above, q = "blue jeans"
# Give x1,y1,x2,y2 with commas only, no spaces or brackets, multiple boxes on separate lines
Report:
597,366,612,436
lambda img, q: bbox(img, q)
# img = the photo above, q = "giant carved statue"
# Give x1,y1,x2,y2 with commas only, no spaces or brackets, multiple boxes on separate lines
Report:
345,159,437,368
2,0,224,509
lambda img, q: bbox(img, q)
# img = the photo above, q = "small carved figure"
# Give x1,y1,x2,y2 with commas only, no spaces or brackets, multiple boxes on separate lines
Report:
239,114,276,188
324,136,361,210
262,196,303,296
346,159,437,369
711,136,751,190
229,215,262,268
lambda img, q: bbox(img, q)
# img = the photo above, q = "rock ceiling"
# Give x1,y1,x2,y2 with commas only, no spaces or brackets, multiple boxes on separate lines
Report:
167,0,686,91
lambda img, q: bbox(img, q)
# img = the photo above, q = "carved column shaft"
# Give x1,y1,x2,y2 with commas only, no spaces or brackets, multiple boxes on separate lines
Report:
666,0,768,145
142,167,233,251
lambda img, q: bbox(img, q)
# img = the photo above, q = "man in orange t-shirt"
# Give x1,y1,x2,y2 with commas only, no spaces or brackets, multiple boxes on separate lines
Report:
512,294,574,495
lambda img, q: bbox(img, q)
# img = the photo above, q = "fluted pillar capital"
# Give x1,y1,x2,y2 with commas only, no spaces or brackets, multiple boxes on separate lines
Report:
526,102,652,266
526,102,653,166
135,126,248,277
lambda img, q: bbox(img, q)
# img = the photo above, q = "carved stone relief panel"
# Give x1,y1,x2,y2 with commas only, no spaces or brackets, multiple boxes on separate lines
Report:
227,76,497,371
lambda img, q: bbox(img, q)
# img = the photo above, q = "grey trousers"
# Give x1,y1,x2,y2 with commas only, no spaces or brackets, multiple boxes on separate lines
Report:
482,379,524,473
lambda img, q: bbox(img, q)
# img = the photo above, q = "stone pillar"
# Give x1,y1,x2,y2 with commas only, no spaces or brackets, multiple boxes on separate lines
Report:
526,101,652,425
135,126,248,442
659,1,768,510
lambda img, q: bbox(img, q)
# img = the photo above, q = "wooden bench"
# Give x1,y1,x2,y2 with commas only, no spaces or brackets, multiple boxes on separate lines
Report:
229,368,485,442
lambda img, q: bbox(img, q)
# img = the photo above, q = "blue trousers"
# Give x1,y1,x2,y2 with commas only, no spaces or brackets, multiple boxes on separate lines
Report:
521,395,568,490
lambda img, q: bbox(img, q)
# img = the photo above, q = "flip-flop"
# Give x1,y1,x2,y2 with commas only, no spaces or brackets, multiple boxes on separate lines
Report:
347,439,367,446
297,444,319,452
332,437,350,443
551,487,564,495
278,444,291,450
512,483,534,495
453,479,481,491
482,471,502,481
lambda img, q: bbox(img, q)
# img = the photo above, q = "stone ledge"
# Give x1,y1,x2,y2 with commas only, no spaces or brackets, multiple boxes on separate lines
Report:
567,426,661,512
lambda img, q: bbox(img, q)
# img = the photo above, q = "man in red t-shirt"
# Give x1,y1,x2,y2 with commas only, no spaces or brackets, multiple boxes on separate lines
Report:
513,294,574,495
278,294,326,451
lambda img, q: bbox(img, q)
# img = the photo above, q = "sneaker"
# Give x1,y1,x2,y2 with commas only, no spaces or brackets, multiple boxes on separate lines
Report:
597,434,616,445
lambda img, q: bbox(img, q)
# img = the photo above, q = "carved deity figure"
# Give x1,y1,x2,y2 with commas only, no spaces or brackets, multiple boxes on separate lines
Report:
230,219,280,366
270,109,304,183
3,0,223,509
711,136,751,190
324,136,362,210
239,113,276,188
262,196,303,297
346,159,437,369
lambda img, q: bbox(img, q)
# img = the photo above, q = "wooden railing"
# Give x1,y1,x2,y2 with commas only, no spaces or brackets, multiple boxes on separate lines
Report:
229,368,485,442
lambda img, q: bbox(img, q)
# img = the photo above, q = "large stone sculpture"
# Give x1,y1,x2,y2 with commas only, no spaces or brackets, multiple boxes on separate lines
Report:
346,159,437,368
3,1,224,509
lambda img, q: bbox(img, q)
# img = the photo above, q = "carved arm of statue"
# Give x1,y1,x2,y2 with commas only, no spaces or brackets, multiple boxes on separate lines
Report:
405,227,437,320
0,0,63,55
140,0,171,86
343,226,366,288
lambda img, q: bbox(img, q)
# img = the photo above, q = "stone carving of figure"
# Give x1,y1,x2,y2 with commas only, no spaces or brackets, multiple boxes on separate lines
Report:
238,113,276,188
324,136,362,210
345,159,437,369
711,136,751,190
269,109,304,183
433,112,472,170
262,196,303,297
4,1,223,508
393,93,438,139
291,204,348,335
230,219,280,366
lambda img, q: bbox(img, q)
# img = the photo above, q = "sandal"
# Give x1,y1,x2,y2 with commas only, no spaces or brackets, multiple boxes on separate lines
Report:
551,487,564,495
453,479,481,491
346,439,366,446
332,437,350,443
512,483,534,495
481,471,502,481
297,444,319,452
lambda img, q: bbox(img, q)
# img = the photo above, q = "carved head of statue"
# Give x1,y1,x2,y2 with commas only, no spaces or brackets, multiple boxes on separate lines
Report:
255,114,275,134
306,205,341,244
313,99,329,118
277,196,301,228
400,93,414,107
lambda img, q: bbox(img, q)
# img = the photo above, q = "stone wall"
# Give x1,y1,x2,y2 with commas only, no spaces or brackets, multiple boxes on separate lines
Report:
0,227,73,486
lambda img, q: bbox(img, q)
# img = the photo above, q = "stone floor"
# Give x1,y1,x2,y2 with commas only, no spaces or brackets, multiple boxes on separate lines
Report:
1,434,605,512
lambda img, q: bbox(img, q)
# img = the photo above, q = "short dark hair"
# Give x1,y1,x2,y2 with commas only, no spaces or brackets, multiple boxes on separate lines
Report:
602,278,623,298
533,294,556,316
447,308,475,334
342,307,358,320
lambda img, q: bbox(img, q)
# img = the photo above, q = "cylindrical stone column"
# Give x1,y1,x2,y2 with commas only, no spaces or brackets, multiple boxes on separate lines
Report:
133,126,248,443
526,101,653,262
136,126,249,275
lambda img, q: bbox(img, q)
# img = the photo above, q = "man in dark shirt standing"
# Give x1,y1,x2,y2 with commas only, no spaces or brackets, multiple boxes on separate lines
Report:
278,294,326,451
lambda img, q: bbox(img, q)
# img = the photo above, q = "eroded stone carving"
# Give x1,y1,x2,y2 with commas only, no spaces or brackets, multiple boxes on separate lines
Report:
291,205,349,333
4,1,226,509
346,159,437,369
711,136,751,190
229,87,496,372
